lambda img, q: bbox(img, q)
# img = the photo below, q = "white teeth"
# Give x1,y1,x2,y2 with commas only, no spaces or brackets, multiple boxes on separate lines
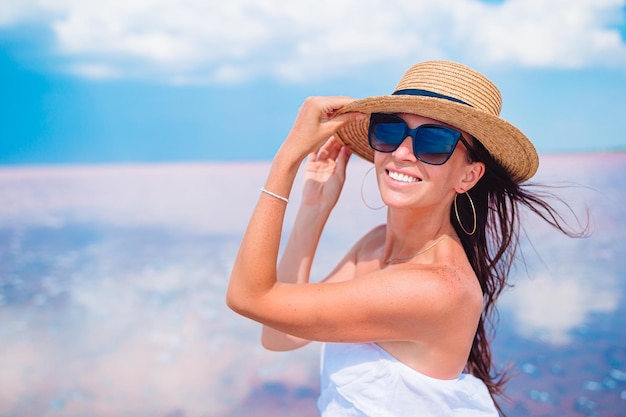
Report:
388,170,419,183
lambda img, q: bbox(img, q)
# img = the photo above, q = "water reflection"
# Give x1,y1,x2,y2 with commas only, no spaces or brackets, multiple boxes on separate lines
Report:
0,154,624,416
501,267,620,345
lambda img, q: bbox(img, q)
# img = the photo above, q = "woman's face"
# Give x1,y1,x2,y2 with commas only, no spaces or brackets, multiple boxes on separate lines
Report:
373,113,483,210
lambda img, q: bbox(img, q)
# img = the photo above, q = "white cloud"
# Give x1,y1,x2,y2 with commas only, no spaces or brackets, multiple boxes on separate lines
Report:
2,0,625,83
468,0,626,68
69,62,121,79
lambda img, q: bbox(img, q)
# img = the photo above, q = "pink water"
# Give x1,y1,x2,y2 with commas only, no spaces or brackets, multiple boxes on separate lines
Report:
0,153,624,416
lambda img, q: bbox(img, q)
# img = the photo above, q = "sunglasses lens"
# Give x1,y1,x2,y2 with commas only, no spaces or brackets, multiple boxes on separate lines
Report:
368,114,462,165
369,114,407,152
414,125,461,165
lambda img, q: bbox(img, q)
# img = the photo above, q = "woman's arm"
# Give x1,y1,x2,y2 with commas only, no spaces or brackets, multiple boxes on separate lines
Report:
226,96,360,323
261,139,352,351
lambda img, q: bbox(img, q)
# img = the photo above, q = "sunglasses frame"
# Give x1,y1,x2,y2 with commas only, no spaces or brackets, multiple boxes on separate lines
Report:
368,113,475,165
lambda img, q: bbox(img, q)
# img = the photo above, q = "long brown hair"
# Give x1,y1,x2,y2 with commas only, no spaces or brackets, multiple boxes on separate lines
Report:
452,139,588,414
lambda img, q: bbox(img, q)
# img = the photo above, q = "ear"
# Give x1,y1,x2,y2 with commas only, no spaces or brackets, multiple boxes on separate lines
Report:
456,161,485,193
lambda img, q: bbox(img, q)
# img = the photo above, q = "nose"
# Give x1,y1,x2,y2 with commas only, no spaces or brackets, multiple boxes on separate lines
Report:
391,136,417,162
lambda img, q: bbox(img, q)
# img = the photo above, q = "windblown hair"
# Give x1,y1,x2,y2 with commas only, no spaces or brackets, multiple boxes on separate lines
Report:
451,139,588,415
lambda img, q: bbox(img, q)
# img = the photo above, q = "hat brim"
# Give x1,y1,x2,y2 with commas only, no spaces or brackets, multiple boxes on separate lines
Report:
335,95,538,183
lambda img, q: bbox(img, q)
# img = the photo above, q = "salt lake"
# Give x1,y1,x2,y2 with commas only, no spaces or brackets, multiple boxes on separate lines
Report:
0,153,624,416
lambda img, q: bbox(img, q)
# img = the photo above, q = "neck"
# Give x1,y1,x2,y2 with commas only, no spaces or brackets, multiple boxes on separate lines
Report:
382,205,456,263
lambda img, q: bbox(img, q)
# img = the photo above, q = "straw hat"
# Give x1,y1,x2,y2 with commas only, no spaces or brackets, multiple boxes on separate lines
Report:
335,60,538,183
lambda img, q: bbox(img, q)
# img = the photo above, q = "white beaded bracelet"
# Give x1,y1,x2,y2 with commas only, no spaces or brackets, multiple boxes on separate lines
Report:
260,187,289,204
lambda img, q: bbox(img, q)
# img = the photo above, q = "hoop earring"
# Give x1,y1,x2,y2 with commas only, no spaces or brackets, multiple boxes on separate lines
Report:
454,191,477,236
360,166,385,210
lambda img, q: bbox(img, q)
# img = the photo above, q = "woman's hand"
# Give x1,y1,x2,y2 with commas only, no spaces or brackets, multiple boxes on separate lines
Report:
278,96,363,163
301,136,351,212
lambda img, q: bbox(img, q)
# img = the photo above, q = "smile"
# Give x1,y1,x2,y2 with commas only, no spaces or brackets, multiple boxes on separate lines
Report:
387,170,420,183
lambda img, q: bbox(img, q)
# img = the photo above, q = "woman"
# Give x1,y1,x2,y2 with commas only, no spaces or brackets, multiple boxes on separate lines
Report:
227,60,582,416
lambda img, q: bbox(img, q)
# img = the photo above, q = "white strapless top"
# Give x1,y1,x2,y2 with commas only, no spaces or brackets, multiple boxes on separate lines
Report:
318,342,499,417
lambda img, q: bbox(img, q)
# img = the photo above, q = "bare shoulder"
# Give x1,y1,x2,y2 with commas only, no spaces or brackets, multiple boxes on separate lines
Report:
381,241,483,315
429,262,482,311
329,230,482,324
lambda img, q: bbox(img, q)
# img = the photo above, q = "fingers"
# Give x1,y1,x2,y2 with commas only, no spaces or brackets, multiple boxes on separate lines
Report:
306,95,366,126
319,96,357,119
315,136,345,162
323,112,367,142
285,96,364,161
335,144,352,176
330,108,367,122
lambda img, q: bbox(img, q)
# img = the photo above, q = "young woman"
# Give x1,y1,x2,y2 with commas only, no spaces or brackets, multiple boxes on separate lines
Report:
227,60,582,416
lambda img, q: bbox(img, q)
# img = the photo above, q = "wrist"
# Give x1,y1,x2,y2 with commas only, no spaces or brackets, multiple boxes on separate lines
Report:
263,147,305,201
294,204,331,235
274,141,308,169
300,198,337,216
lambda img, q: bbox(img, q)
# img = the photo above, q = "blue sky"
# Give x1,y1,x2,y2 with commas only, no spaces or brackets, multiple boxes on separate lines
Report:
1,0,625,166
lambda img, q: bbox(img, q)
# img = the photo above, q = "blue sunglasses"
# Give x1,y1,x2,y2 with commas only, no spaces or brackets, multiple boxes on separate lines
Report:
368,113,473,165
